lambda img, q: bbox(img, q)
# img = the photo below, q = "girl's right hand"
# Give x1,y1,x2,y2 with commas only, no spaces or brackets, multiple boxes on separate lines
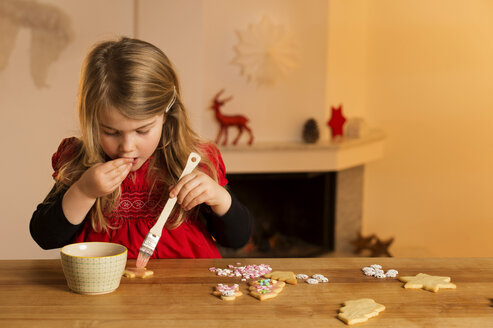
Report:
75,158,133,199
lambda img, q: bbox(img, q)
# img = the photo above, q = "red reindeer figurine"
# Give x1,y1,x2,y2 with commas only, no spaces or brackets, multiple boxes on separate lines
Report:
210,90,254,146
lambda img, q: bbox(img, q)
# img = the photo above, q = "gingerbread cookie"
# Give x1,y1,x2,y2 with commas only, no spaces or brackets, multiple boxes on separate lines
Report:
264,271,297,285
212,284,243,301
248,278,286,301
338,298,385,325
123,267,154,278
399,273,456,292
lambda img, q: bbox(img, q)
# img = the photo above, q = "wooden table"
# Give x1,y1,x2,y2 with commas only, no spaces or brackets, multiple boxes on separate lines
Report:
1,258,492,327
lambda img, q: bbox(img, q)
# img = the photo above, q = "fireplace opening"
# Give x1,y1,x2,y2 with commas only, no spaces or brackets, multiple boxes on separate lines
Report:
218,172,336,258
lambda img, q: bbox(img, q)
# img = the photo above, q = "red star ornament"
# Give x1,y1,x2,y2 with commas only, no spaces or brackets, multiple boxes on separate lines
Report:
327,105,347,139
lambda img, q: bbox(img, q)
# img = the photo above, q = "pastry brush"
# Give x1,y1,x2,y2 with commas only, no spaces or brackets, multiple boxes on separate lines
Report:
136,152,201,268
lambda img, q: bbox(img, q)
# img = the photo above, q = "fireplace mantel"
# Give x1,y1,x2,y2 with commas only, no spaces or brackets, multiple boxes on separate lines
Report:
218,129,385,174
218,129,386,256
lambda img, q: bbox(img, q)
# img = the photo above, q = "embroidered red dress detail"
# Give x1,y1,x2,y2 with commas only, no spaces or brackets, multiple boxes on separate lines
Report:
52,138,227,259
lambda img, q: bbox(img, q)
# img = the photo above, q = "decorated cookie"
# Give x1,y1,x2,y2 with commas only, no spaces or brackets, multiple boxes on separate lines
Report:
123,267,154,278
212,284,243,301
248,278,286,301
399,273,456,292
264,271,297,285
338,298,385,325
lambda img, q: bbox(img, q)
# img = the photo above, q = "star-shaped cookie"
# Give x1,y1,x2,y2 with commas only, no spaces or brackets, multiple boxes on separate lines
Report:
338,298,385,325
399,273,456,292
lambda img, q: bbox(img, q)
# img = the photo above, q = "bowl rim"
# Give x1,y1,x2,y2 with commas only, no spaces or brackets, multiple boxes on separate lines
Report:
60,242,127,259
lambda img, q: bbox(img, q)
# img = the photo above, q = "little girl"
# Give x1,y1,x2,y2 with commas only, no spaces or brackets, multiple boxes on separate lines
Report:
30,37,252,259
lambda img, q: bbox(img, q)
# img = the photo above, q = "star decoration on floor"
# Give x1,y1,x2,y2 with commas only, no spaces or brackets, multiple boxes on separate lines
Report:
350,233,394,257
327,105,346,139
351,233,376,254
371,237,394,257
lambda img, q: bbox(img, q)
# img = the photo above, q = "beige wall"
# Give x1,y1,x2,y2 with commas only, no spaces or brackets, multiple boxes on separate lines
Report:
2,0,492,259
358,0,493,256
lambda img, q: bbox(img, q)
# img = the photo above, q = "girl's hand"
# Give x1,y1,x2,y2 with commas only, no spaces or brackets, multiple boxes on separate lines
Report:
169,171,232,216
75,158,133,200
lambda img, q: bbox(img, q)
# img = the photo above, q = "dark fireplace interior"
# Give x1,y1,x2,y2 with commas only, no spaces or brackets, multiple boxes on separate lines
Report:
217,172,336,258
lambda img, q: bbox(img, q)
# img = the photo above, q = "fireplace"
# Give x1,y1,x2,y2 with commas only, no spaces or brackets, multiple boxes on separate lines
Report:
216,130,385,258
218,171,336,258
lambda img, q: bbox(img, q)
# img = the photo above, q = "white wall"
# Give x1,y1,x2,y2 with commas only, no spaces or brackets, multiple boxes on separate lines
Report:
0,0,134,259
138,0,329,143
1,0,329,259
200,0,329,143
136,0,206,136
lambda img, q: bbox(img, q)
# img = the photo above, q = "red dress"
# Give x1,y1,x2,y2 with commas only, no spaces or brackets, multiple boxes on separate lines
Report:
53,138,226,259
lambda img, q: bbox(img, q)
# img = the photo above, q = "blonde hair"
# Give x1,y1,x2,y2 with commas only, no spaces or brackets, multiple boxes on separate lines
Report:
51,37,217,232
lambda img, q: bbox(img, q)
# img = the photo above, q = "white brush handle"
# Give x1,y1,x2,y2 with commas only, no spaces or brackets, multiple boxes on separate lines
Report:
149,152,201,236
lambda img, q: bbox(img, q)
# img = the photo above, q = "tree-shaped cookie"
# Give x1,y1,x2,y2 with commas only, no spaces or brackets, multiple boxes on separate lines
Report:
399,273,456,292
248,278,286,301
264,271,297,285
212,284,243,301
338,298,385,325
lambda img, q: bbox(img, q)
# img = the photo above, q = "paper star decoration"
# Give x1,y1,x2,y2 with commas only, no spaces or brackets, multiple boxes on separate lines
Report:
327,105,346,139
232,16,298,85
338,298,385,325
399,273,456,292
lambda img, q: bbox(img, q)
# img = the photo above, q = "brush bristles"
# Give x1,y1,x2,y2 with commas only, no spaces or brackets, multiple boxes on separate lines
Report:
136,232,160,268
136,251,151,268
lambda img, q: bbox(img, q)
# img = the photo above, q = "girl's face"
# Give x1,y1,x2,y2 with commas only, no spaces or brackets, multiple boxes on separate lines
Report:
99,106,164,171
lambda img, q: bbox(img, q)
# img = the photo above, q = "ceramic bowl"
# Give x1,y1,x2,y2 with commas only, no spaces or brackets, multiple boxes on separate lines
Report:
60,242,127,295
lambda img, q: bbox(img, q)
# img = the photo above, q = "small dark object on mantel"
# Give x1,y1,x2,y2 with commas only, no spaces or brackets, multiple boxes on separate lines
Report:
302,118,320,143
351,233,394,257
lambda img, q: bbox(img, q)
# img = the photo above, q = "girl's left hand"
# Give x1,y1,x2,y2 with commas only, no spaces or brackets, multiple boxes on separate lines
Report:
169,171,232,216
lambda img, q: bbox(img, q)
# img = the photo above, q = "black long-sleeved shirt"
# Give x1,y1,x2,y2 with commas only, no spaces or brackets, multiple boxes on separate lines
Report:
30,185,253,254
